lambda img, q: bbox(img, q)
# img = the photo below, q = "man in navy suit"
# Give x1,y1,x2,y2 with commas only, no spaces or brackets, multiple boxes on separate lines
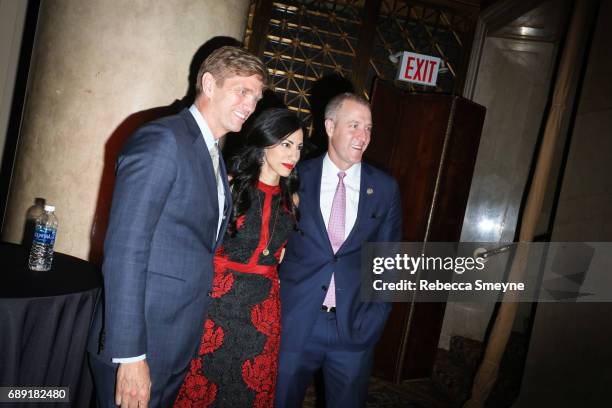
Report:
88,46,266,407
275,93,402,407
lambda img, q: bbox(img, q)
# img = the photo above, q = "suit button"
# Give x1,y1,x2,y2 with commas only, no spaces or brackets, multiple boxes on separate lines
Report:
333,256,338,262
207,291,213,297
321,285,327,291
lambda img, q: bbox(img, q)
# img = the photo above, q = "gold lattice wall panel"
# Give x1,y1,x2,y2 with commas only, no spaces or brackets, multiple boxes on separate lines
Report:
251,0,365,130
245,0,478,129
369,0,476,94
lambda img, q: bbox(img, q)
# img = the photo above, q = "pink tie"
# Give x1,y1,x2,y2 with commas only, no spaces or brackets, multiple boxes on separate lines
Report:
323,171,346,308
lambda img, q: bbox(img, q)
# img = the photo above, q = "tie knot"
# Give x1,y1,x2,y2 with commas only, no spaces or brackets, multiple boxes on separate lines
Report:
337,171,346,180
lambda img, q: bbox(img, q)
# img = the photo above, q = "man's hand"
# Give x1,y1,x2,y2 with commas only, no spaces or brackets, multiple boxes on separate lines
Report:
115,360,151,408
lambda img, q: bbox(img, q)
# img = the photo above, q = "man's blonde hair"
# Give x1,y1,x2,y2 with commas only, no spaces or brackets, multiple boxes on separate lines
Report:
196,46,268,95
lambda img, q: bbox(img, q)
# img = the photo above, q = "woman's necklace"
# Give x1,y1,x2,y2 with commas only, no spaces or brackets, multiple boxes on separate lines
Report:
257,189,280,256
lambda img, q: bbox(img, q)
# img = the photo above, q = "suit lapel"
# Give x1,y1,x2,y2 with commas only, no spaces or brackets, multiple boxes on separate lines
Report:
337,163,375,254
182,109,219,196
181,109,224,247
303,156,334,253
304,156,376,255
215,156,232,248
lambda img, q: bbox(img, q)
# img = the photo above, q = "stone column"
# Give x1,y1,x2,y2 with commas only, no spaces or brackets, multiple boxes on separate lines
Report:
0,0,28,162
2,0,250,261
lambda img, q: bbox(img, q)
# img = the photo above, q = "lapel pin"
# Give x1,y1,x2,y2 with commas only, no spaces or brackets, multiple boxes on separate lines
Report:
366,187,374,195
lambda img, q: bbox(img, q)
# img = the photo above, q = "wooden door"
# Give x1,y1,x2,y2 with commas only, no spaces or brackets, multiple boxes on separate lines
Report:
367,79,486,381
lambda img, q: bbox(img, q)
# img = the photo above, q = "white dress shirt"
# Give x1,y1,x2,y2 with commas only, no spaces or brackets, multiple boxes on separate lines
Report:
320,153,361,239
112,106,226,364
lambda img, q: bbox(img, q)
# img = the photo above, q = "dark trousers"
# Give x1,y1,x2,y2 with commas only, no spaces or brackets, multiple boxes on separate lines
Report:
88,353,188,408
275,310,374,408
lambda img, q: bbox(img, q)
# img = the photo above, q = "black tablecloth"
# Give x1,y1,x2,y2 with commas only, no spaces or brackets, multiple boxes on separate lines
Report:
0,242,102,407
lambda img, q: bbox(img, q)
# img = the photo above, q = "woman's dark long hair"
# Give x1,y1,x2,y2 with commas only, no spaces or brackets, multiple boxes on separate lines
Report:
228,108,304,236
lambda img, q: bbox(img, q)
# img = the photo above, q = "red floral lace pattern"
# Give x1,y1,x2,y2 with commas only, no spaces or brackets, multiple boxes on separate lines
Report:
211,269,234,299
174,319,223,407
242,279,281,407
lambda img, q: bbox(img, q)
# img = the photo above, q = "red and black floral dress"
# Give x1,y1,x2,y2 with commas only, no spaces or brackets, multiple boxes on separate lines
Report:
174,181,294,408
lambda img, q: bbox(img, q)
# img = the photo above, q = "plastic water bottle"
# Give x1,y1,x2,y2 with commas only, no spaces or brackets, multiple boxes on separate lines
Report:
28,204,58,271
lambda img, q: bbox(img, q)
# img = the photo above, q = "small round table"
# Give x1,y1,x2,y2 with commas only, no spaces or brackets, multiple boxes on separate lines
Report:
0,242,102,407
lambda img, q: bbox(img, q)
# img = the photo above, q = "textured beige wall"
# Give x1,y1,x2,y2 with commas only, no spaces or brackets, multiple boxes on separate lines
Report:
2,0,250,261
0,0,27,166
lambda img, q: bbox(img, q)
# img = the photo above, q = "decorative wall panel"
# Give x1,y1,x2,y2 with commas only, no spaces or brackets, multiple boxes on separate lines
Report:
246,0,478,131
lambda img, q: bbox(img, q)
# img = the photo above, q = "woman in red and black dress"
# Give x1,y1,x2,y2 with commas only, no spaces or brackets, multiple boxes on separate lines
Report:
174,108,304,408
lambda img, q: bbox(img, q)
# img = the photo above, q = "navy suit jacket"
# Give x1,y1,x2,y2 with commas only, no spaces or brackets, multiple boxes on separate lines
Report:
88,108,231,376
279,155,402,352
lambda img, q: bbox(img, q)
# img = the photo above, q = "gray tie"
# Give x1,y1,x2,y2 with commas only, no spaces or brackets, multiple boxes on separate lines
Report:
210,142,220,186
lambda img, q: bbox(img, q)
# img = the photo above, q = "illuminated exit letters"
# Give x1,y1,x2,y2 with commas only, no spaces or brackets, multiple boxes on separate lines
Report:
397,51,441,87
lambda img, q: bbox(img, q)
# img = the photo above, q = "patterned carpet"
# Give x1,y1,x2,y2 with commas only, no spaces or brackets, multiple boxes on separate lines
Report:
303,376,451,408
302,333,527,408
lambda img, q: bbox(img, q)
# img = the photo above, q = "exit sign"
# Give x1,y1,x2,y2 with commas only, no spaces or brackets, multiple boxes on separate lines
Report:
397,51,441,87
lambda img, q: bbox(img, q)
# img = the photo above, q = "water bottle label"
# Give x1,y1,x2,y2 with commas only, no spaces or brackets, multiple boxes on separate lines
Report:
33,226,56,245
